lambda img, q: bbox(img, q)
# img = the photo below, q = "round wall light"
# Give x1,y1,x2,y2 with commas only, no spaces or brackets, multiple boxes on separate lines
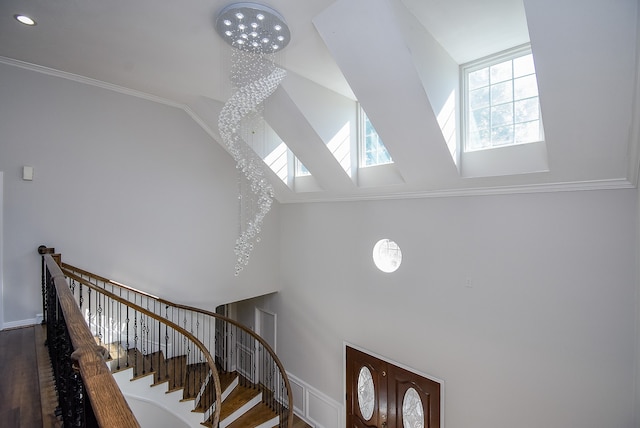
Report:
14,14,36,26
372,239,402,273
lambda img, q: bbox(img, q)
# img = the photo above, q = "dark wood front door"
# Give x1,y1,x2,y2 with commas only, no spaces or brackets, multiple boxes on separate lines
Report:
346,346,441,428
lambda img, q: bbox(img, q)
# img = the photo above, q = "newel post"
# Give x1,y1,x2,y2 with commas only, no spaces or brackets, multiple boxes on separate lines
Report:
38,245,56,324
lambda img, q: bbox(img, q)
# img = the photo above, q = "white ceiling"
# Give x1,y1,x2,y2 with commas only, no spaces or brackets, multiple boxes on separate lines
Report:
0,0,638,202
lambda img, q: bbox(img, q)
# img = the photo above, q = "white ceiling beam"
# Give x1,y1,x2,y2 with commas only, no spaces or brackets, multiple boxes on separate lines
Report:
264,87,357,192
313,0,459,185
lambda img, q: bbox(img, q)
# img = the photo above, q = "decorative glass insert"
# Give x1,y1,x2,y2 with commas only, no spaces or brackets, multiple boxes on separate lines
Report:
359,106,392,167
357,366,375,420
463,45,543,151
402,388,425,428
373,239,402,273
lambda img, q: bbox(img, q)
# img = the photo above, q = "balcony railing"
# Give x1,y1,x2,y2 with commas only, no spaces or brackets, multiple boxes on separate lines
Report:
40,245,293,427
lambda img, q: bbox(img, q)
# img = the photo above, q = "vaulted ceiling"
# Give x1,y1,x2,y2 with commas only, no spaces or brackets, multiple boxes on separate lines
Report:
1,0,638,202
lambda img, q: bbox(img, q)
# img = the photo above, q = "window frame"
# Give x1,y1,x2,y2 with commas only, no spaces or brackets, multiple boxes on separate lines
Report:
461,43,544,153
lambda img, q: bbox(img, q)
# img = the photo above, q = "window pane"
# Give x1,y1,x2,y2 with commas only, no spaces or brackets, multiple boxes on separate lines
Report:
490,61,512,83
362,112,392,167
514,54,535,77
469,107,490,131
491,125,514,145
491,80,513,104
515,120,541,143
491,103,513,127
514,75,538,100
468,129,491,150
514,98,539,123
469,87,490,109
468,67,489,90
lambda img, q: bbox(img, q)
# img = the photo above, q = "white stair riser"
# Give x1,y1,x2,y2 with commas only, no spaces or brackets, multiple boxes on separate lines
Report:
112,368,204,428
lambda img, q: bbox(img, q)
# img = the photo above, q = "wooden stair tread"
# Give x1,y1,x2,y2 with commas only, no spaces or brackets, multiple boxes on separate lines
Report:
219,384,261,420
225,402,278,428
110,349,163,379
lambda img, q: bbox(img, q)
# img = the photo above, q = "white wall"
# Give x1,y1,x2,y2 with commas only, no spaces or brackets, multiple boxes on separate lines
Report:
259,189,637,428
0,62,281,324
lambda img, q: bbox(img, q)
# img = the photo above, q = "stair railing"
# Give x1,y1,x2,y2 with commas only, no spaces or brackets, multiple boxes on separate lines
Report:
60,261,294,427
40,247,223,427
40,248,141,428
45,250,294,427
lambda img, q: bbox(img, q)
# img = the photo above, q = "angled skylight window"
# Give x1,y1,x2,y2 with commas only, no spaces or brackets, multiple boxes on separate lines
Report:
359,105,392,167
462,45,544,152
295,157,310,177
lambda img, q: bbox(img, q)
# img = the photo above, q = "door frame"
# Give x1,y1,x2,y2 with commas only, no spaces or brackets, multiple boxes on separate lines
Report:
343,342,445,428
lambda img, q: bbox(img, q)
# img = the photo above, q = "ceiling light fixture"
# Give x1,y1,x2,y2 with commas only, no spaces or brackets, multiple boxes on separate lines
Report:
215,2,290,54
215,3,289,275
14,14,36,26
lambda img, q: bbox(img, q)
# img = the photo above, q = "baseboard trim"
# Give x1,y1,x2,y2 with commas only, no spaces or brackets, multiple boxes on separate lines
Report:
2,317,38,330
287,372,344,428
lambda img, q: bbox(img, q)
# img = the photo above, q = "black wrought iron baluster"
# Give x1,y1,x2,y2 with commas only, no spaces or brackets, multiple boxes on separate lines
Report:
164,305,169,382
96,288,103,345
87,287,92,338
124,303,130,369
133,309,139,376
140,315,147,375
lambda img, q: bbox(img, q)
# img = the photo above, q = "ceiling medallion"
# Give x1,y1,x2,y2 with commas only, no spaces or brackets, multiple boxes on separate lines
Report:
216,3,289,275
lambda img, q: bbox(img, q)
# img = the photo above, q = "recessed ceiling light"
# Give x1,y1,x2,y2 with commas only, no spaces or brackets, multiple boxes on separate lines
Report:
14,14,36,26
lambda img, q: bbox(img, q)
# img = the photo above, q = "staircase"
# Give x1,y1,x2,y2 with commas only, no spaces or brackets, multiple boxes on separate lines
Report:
39,247,293,427
106,347,280,427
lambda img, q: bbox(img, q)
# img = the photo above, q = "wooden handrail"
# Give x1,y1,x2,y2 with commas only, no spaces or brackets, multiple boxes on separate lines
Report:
61,261,295,428
169,302,295,426
62,268,223,427
43,254,141,428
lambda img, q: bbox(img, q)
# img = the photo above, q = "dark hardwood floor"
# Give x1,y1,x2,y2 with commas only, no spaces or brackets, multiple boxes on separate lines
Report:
1,325,314,428
0,326,43,428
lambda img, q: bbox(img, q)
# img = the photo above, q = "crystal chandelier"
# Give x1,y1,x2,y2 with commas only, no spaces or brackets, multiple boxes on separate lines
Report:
216,3,289,275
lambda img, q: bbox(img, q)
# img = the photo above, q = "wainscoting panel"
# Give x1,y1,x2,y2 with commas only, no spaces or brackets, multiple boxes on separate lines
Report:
288,372,344,428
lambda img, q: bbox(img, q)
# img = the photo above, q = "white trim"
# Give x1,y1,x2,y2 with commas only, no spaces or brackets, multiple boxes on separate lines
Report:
278,178,636,204
2,56,635,206
287,372,344,428
254,307,277,352
0,56,183,109
2,318,38,330
343,341,446,428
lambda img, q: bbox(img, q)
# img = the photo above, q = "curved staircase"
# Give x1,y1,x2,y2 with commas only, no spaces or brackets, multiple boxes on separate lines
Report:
108,348,280,427
39,248,293,428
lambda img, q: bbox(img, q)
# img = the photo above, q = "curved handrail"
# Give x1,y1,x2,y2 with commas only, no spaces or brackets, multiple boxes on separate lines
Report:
61,261,294,428
62,268,223,427
43,254,141,428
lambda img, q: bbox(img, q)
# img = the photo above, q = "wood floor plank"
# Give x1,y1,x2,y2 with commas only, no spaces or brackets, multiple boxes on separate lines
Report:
0,326,43,428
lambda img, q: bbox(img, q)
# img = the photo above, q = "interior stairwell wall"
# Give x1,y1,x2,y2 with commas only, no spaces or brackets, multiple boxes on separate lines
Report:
0,61,281,325
255,189,637,428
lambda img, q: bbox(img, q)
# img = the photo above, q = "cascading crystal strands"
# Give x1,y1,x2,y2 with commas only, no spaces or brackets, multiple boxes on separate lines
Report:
216,3,289,275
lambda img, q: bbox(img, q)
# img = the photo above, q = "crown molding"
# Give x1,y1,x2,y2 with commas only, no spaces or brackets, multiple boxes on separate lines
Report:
2,55,636,204
0,56,184,109
277,178,636,204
